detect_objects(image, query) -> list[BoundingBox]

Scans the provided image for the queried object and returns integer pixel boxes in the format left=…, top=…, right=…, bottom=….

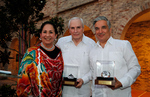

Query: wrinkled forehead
left=70, top=19, right=83, bottom=27
left=95, top=20, right=108, bottom=27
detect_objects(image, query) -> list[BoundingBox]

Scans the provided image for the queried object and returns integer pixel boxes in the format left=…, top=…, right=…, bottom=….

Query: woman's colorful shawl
left=16, top=46, right=64, bottom=97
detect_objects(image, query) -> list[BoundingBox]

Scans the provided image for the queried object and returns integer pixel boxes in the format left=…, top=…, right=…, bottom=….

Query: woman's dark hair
left=39, top=21, right=58, bottom=34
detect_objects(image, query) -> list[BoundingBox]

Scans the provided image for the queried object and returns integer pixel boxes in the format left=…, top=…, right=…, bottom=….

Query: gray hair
left=93, top=16, right=111, bottom=29
left=68, top=17, right=84, bottom=28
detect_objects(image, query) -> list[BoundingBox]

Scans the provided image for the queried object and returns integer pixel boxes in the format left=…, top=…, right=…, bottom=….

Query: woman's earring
left=39, top=38, right=41, bottom=40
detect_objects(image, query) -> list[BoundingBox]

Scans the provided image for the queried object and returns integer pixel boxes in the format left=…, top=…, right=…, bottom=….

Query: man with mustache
left=89, top=16, right=141, bottom=97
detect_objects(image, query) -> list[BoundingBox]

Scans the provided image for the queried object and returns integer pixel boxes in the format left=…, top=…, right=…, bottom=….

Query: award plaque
left=95, top=60, right=115, bottom=86
left=63, top=64, right=79, bottom=86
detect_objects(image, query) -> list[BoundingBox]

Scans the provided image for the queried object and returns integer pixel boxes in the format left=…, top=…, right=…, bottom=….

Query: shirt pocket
left=83, top=51, right=89, bottom=57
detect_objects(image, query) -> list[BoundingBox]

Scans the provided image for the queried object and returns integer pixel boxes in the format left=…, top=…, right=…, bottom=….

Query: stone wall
left=58, top=0, right=95, bottom=12
left=40, top=0, right=150, bottom=39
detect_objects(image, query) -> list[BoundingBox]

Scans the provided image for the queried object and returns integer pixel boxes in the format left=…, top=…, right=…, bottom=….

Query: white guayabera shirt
left=56, top=34, right=95, bottom=97
left=89, top=36, right=141, bottom=97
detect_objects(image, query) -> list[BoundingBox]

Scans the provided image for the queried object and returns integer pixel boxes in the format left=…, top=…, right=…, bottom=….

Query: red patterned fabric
left=17, top=46, right=64, bottom=97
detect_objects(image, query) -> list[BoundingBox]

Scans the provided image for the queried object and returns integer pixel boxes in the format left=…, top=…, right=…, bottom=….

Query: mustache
left=96, top=33, right=105, bottom=36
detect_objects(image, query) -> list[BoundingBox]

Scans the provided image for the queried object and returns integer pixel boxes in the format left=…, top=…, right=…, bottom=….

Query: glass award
left=95, top=60, right=115, bottom=86
left=63, top=64, right=79, bottom=86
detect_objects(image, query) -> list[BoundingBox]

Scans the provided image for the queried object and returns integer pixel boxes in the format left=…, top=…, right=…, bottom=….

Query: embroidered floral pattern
left=17, top=46, right=63, bottom=97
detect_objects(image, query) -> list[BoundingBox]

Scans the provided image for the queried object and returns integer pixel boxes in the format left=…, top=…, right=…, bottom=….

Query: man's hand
left=76, top=78, right=83, bottom=88
left=108, top=77, right=122, bottom=90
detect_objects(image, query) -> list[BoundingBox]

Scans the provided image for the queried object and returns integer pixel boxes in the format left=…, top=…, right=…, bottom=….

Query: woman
left=16, top=21, right=64, bottom=97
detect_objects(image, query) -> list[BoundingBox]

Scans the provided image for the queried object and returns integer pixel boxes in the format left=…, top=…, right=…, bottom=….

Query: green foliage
left=0, top=49, right=14, bottom=67
left=0, top=84, right=17, bottom=97
left=0, top=0, right=47, bottom=66
left=0, top=0, right=46, bottom=48
left=49, top=16, right=64, bottom=36
left=2, top=0, right=46, bottom=25
left=36, top=16, right=64, bottom=38
left=0, top=6, right=14, bottom=48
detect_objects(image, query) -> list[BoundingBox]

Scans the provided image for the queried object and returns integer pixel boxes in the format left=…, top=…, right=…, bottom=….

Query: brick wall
left=40, top=0, right=150, bottom=39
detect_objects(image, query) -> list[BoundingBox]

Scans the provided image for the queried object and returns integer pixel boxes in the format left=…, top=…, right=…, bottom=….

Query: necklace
left=41, top=42, right=55, bottom=51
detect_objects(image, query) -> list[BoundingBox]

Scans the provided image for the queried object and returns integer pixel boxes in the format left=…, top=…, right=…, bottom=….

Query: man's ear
left=82, top=27, right=84, bottom=33
left=110, top=28, right=112, bottom=35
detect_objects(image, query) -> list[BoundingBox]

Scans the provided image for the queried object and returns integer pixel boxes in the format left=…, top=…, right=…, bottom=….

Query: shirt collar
left=67, top=34, right=88, bottom=44
left=107, top=36, right=113, bottom=45
left=96, top=36, right=113, bottom=47
left=82, top=34, right=88, bottom=44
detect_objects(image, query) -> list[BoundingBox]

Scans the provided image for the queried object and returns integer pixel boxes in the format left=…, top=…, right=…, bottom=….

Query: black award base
left=63, top=77, right=78, bottom=86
